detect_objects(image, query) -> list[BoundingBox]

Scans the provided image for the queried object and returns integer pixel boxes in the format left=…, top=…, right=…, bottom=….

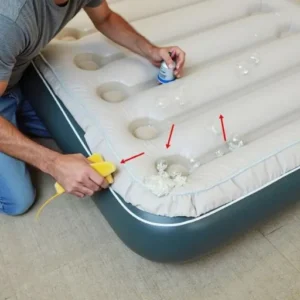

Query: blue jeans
left=0, top=85, right=51, bottom=215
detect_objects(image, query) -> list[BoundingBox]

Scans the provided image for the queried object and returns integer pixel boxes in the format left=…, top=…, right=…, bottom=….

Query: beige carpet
left=1, top=139, right=300, bottom=300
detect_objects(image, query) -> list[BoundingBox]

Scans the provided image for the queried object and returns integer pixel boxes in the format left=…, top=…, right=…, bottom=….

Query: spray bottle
left=157, top=51, right=176, bottom=84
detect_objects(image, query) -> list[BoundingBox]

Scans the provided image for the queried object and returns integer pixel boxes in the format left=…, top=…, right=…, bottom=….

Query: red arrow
left=121, top=152, right=145, bottom=164
left=219, top=114, right=227, bottom=142
left=166, top=124, right=175, bottom=149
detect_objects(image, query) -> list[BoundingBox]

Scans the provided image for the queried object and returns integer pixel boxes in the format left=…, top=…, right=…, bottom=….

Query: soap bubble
left=174, top=85, right=188, bottom=107
left=156, top=159, right=168, bottom=172
left=189, top=157, right=196, bottom=164
left=205, top=120, right=222, bottom=136
left=156, top=96, right=170, bottom=109
left=236, top=62, right=249, bottom=76
left=228, top=134, right=245, bottom=151
left=215, top=149, right=225, bottom=157
left=174, top=94, right=186, bottom=106
left=173, top=175, right=187, bottom=186
left=274, top=11, right=281, bottom=18
left=249, top=52, right=260, bottom=65
left=188, top=157, right=201, bottom=172
left=211, top=125, right=221, bottom=136
left=190, top=158, right=201, bottom=168
left=193, top=161, right=201, bottom=169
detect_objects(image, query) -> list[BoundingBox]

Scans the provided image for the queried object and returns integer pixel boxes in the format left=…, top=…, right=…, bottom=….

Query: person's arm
left=84, top=1, right=185, bottom=77
left=0, top=108, right=106, bottom=197
left=0, top=81, right=7, bottom=95
left=0, top=22, right=107, bottom=198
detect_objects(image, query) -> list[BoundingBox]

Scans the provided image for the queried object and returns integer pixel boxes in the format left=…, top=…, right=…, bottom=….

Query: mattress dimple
left=35, top=0, right=300, bottom=217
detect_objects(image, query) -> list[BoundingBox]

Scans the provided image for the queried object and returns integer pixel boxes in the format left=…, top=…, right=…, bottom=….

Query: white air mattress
left=34, top=0, right=300, bottom=217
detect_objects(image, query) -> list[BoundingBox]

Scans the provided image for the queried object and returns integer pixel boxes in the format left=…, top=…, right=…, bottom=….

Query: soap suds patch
left=144, top=160, right=187, bottom=197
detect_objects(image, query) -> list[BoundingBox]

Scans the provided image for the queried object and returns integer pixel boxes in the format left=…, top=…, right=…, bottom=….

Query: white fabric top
left=34, top=0, right=300, bottom=217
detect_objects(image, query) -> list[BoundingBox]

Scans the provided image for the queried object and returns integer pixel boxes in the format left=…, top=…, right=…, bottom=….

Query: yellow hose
left=35, top=192, right=63, bottom=221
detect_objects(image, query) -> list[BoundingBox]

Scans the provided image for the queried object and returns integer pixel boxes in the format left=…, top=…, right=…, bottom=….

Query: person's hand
left=49, top=153, right=108, bottom=198
left=148, top=46, right=186, bottom=78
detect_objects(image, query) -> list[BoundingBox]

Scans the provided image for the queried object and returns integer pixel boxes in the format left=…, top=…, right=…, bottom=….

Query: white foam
left=144, top=160, right=188, bottom=197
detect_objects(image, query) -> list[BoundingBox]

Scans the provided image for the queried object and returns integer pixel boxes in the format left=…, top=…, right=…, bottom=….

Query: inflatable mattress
left=21, top=0, right=300, bottom=262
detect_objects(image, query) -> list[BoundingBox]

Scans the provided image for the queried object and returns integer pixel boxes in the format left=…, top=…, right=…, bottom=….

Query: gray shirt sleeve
left=86, top=0, right=103, bottom=8
left=0, top=17, right=25, bottom=82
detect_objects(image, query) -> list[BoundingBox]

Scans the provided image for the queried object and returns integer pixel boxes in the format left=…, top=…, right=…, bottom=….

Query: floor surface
left=1, top=139, right=300, bottom=300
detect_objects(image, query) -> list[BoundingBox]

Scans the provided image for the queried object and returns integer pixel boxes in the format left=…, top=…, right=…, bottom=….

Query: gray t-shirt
left=0, top=0, right=102, bottom=91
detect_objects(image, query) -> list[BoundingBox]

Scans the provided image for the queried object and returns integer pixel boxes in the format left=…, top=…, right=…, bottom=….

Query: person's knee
left=11, top=187, right=35, bottom=216
left=0, top=182, right=35, bottom=216
left=0, top=150, right=35, bottom=216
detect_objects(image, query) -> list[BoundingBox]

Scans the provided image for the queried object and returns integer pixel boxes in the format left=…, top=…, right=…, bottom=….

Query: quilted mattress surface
left=34, top=0, right=300, bottom=217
